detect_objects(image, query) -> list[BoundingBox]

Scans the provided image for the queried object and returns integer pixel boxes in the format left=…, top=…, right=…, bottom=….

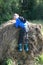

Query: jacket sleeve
left=13, top=18, right=25, bottom=29
left=17, top=19, right=25, bottom=29
left=13, top=19, right=19, bottom=28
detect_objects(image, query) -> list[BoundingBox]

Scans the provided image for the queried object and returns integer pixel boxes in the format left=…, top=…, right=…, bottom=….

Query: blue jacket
left=14, top=18, right=25, bottom=29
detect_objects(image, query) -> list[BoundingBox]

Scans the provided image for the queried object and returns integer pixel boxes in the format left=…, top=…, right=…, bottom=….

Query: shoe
left=18, top=44, right=22, bottom=52
left=24, top=43, right=29, bottom=52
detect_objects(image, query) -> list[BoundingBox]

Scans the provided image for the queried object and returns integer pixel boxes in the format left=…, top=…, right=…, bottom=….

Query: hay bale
left=0, top=20, right=43, bottom=65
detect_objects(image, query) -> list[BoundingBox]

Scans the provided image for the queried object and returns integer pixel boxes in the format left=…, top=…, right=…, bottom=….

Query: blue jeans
left=18, top=28, right=29, bottom=44
left=18, top=29, right=25, bottom=44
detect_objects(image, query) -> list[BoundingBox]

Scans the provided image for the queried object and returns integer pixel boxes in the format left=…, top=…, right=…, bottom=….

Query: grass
left=34, top=54, right=43, bottom=65
left=1, top=58, right=13, bottom=65
left=31, top=20, right=43, bottom=24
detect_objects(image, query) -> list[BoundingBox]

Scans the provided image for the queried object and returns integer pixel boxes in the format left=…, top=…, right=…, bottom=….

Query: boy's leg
left=24, top=32, right=29, bottom=52
left=18, top=29, right=25, bottom=51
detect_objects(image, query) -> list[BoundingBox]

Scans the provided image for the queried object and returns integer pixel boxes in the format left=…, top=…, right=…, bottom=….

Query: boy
left=13, top=13, right=29, bottom=52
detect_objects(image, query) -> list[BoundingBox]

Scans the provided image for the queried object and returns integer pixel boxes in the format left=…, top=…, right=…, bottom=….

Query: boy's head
left=13, top=13, right=19, bottom=20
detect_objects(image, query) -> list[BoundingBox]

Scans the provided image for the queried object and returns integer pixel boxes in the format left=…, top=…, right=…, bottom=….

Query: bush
left=1, top=58, right=13, bottom=65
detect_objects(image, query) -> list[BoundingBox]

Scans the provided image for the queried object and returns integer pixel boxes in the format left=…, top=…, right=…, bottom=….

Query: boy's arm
left=10, top=18, right=25, bottom=30
left=15, top=18, right=25, bottom=29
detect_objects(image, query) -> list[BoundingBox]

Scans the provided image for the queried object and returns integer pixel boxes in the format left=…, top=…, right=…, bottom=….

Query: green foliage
left=0, top=0, right=43, bottom=24
left=0, top=0, right=20, bottom=24
left=35, top=54, right=43, bottom=64
left=33, top=4, right=43, bottom=20
left=20, top=0, right=36, bottom=20
left=1, top=58, right=13, bottom=65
